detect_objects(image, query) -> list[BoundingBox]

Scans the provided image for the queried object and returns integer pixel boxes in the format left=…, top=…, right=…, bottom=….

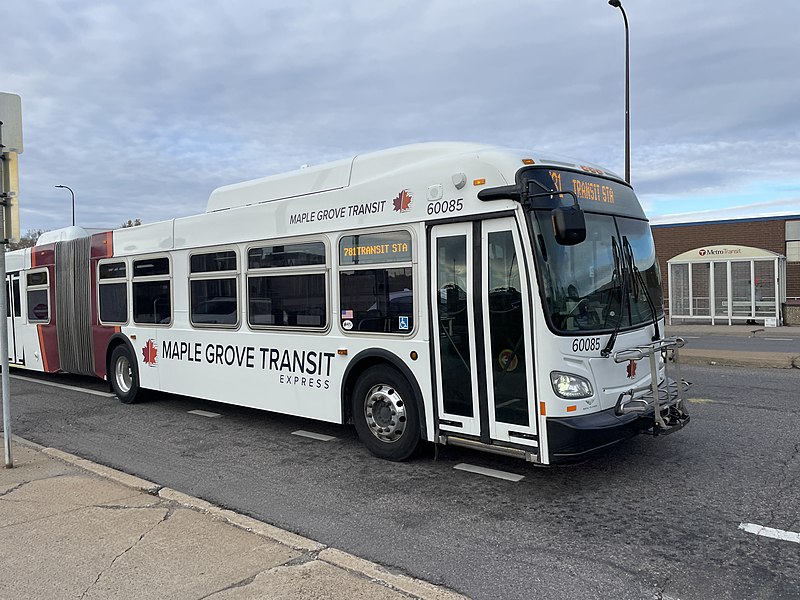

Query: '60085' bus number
left=427, top=199, right=463, bottom=215
left=572, top=337, right=601, bottom=352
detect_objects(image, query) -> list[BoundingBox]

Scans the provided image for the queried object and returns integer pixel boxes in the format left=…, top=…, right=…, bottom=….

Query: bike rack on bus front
left=612, top=337, right=691, bottom=435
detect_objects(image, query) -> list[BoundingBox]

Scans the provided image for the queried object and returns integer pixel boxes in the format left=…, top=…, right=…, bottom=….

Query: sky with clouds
left=3, top=0, right=799, bottom=233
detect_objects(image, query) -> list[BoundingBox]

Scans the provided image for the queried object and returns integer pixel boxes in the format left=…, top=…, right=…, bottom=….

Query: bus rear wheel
left=352, top=365, right=420, bottom=461
left=110, top=345, right=142, bottom=404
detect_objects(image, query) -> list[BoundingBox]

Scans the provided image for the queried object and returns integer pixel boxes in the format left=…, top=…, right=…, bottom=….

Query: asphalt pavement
left=0, top=325, right=800, bottom=600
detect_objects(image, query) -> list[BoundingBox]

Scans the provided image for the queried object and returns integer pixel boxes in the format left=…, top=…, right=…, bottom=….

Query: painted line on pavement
left=188, top=409, right=222, bottom=418
left=688, top=398, right=721, bottom=404
left=9, top=374, right=116, bottom=397
left=292, top=430, right=337, bottom=442
left=739, top=522, right=800, bottom=544
left=681, top=336, right=702, bottom=339
left=454, top=463, right=524, bottom=482
left=763, top=338, right=793, bottom=341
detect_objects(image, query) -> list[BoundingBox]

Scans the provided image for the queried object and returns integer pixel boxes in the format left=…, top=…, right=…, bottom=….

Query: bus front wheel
left=352, top=365, right=420, bottom=461
left=110, top=345, right=142, bottom=404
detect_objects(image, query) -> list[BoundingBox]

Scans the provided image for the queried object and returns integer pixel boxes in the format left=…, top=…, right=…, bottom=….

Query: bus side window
left=132, top=257, right=172, bottom=325
left=338, top=231, right=414, bottom=334
left=189, top=249, right=239, bottom=328
left=98, top=261, right=128, bottom=325
left=246, top=241, right=327, bottom=329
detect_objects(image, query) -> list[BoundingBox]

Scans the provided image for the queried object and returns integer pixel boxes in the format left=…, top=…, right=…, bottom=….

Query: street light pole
left=55, top=184, right=75, bottom=226
left=608, top=0, right=630, bottom=183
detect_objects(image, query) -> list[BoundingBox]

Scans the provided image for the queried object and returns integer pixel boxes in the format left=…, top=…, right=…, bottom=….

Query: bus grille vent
left=55, top=237, right=95, bottom=376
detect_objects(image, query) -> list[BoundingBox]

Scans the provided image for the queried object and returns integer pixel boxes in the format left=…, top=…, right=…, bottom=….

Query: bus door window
left=12, top=276, right=21, bottom=317
left=486, top=231, right=528, bottom=426
left=436, top=235, right=473, bottom=417
left=132, top=257, right=172, bottom=325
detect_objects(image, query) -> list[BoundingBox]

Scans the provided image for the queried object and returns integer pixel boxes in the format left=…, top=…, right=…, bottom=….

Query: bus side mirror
left=551, top=205, right=586, bottom=245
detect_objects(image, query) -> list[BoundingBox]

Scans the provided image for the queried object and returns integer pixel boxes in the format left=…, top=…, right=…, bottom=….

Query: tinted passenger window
left=338, top=231, right=414, bottom=334
left=99, top=261, right=128, bottom=324
left=190, top=250, right=238, bottom=327
left=247, top=241, right=327, bottom=329
left=132, top=257, right=171, bottom=325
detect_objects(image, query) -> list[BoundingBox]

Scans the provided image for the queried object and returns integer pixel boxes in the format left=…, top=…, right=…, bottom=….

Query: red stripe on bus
left=37, top=325, right=50, bottom=372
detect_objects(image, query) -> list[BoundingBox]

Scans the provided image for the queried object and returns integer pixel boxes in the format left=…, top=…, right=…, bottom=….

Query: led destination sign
left=339, top=231, right=412, bottom=265
left=548, top=170, right=615, bottom=204
left=523, top=168, right=645, bottom=219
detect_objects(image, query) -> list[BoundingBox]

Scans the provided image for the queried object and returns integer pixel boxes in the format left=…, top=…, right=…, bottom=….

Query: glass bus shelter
left=667, top=245, right=787, bottom=325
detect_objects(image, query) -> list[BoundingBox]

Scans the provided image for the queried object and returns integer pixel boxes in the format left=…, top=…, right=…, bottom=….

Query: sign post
left=0, top=91, right=23, bottom=468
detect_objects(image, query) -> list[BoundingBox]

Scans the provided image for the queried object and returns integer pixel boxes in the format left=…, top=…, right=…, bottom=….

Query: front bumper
left=547, top=407, right=659, bottom=463
left=547, top=337, right=691, bottom=464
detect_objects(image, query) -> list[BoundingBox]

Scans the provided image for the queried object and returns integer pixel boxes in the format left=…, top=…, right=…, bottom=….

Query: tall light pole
left=608, top=0, right=630, bottom=183
left=55, top=184, right=75, bottom=226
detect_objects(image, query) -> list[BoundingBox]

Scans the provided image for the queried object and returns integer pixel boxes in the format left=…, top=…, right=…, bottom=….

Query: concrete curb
left=41, top=447, right=162, bottom=494
left=13, top=436, right=466, bottom=600
left=320, top=548, right=469, bottom=600
left=11, top=435, right=47, bottom=451
left=158, top=487, right=325, bottom=553
left=679, top=350, right=800, bottom=369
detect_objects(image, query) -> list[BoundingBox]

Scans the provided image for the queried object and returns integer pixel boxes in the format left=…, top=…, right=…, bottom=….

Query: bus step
left=439, top=435, right=538, bottom=462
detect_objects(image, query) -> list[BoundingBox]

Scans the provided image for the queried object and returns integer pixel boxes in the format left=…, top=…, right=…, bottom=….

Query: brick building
left=651, top=214, right=800, bottom=323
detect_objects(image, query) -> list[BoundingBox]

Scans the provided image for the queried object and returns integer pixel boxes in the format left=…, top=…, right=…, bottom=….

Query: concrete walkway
left=0, top=436, right=466, bottom=600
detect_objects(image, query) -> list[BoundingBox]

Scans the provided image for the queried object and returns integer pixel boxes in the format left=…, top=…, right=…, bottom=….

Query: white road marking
left=763, top=338, right=793, bottom=341
left=454, top=463, right=525, bottom=482
left=681, top=336, right=702, bottom=339
left=739, top=522, right=800, bottom=544
left=9, top=374, right=116, bottom=397
left=188, top=409, right=221, bottom=418
left=291, top=430, right=337, bottom=442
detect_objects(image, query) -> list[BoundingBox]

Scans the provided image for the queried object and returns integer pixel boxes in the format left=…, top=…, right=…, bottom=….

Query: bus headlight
left=550, top=372, right=593, bottom=399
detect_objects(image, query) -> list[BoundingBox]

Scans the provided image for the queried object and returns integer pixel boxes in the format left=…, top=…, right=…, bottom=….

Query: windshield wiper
left=623, top=238, right=661, bottom=342
left=601, top=237, right=628, bottom=357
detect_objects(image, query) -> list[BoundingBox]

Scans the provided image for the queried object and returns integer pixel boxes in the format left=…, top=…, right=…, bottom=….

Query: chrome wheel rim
left=364, top=383, right=406, bottom=443
left=115, top=356, right=132, bottom=394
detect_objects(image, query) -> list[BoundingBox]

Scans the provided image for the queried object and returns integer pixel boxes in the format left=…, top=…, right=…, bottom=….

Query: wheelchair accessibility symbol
left=399, top=316, right=409, bottom=330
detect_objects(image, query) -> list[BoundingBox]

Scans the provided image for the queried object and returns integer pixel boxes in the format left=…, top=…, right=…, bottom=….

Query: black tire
left=109, top=345, right=142, bottom=404
left=351, top=365, right=421, bottom=461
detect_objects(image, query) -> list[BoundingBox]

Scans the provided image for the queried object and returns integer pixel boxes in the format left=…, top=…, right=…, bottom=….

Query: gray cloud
left=3, top=0, right=799, bottom=231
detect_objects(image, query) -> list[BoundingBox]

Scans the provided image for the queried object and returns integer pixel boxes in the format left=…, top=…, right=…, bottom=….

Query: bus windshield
left=529, top=210, right=664, bottom=334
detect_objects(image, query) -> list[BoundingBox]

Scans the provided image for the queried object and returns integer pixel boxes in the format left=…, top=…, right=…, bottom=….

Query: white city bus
left=5, top=142, right=689, bottom=463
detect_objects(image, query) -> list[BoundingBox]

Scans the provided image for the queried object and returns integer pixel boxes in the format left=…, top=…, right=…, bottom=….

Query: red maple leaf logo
left=626, top=359, right=637, bottom=379
left=142, top=339, right=158, bottom=366
left=392, top=189, right=412, bottom=212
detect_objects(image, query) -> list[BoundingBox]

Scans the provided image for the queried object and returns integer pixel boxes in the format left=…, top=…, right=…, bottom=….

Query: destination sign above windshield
left=548, top=170, right=615, bottom=204
left=522, top=168, right=645, bottom=219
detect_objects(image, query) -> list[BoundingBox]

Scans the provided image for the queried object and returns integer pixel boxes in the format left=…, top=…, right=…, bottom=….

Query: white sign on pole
left=0, top=92, right=23, bottom=153
left=2, top=152, right=20, bottom=243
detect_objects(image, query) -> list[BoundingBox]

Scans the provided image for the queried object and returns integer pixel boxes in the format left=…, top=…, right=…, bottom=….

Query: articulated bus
left=5, top=142, right=689, bottom=463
